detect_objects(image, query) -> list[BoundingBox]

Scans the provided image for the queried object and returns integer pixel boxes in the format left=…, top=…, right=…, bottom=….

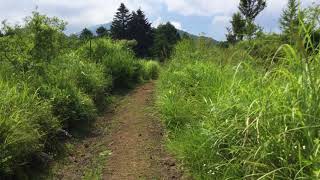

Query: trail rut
left=53, top=82, right=187, bottom=180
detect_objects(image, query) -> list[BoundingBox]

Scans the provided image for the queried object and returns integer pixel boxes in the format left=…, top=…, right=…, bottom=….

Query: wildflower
left=302, top=145, right=306, bottom=150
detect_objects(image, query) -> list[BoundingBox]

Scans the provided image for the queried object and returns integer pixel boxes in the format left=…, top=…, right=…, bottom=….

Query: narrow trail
left=53, top=82, right=187, bottom=180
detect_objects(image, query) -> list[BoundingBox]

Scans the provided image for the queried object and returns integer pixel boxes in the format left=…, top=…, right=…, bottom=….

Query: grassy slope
left=156, top=39, right=320, bottom=179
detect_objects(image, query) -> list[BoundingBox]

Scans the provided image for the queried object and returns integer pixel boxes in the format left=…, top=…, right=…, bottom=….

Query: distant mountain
left=177, top=30, right=219, bottom=44
left=80, top=22, right=219, bottom=44
left=88, top=23, right=112, bottom=35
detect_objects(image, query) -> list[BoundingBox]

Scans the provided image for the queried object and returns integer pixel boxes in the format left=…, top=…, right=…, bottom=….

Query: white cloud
left=0, top=0, right=316, bottom=37
left=152, top=17, right=184, bottom=30
left=0, top=0, right=163, bottom=33
left=152, top=17, right=163, bottom=28
left=170, top=21, right=183, bottom=30
left=161, top=0, right=237, bottom=16
left=161, top=0, right=316, bottom=17
left=212, top=16, right=231, bottom=24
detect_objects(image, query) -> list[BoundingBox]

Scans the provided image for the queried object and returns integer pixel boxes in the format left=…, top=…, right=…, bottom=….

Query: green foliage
left=110, top=3, right=131, bottom=40
left=39, top=54, right=110, bottom=129
left=0, top=12, right=153, bottom=178
left=280, top=0, right=300, bottom=44
left=227, top=0, right=266, bottom=42
left=80, top=28, right=94, bottom=41
left=152, top=22, right=181, bottom=61
left=239, top=0, right=267, bottom=21
left=0, top=81, right=59, bottom=175
left=157, top=36, right=320, bottom=179
left=236, top=33, right=285, bottom=63
left=230, top=12, right=246, bottom=41
left=127, top=9, right=153, bottom=57
left=102, top=47, right=138, bottom=88
left=26, top=11, right=67, bottom=62
left=139, top=60, right=161, bottom=80
left=96, top=26, right=109, bottom=37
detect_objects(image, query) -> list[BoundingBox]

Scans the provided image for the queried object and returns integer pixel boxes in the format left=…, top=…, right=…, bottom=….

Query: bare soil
left=52, top=82, right=188, bottom=180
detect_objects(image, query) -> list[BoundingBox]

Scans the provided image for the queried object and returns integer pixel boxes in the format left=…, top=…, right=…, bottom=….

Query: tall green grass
left=0, top=80, right=59, bottom=175
left=156, top=35, right=320, bottom=179
left=0, top=33, right=160, bottom=177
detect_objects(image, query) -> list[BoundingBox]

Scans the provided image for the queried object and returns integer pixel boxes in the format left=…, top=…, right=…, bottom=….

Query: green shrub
left=140, top=60, right=160, bottom=80
left=236, top=33, right=285, bottom=64
left=38, top=54, right=106, bottom=129
left=0, top=81, right=59, bottom=175
left=52, top=53, right=112, bottom=110
left=78, top=38, right=143, bottom=89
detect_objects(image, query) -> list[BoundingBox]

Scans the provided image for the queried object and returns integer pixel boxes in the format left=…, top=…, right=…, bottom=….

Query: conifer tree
left=230, top=12, right=246, bottom=41
left=226, top=27, right=237, bottom=44
left=96, top=26, right=109, bottom=37
left=279, top=0, right=300, bottom=43
left=110, top=3, right=131, bottom=40
left=80, top=28, right=94, bottom=40
left=239, top=0, right=267, bottom=21
left=238, top=0, right=267, bottom=39
left=127, top=9, right=153, bottom=57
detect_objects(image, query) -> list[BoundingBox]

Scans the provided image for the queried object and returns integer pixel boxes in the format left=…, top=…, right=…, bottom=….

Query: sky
left=0, top=0, right=317, bottom=41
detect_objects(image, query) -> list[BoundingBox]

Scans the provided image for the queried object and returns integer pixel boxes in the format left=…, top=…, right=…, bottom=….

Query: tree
left=279, top=0, right=300, bottom=43
left=127, top=9, right=153, bottom=57
left=110, top=3, right=132, bottom=40
left=152, top=22, right=180, bottom=61
left=226, top=27, right=237, bottom=44
left=96, top=26, right=109, bottom=37
left=230, top=12, right=246, bottom=41
left=80, top=28, right=94, bottom=40
left=239, top=0, right=267, bottom=21
left=26, top=11, right=67, bottom=62
left=238, top=0, right=266, bottom=39
left=0, top=30, right=3, bottom=37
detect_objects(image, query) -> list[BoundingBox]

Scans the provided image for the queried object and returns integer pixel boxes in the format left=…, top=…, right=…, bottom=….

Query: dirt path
left=52, top=82, right=187, bottom=180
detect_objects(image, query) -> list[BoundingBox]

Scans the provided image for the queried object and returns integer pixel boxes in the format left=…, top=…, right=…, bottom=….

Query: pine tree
left=127, top=9, right=153, bottom=57
left=96, top=26, right=109, bottom=37
left=239, top=0, right=267, bottom=21
left=238, top=0, right=266, bottom=40
left=110, top=3, right=132, bottom=40
left=80, top=28, right=94, bottom=40
left=226, top=27, right=237, bottom=44
left=230, top=12, right=246, bottom=41
left=279, top=0, right=300, bottom=43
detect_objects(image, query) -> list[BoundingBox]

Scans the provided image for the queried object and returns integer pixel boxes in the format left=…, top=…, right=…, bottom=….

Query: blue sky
left=0, top=0, right=316, bottom=41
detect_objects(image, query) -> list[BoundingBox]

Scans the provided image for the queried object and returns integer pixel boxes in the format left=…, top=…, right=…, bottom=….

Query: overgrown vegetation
left=0, top=11, right=159, bottom=178
left=156, top=1, right=320, bottom=179
left=81, top=3, right=181, bottom=60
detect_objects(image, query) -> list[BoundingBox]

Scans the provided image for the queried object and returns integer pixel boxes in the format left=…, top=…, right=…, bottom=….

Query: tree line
left=226, top=0, right=320, bottom=46
left=79, top=3, right=181, bottom=60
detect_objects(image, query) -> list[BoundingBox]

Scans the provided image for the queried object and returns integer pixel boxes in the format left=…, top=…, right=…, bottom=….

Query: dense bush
left=0, top=81, right=59, bottom=175
left=236, top=33, right=285, bottom=63
left=156, top=39, right=320, bottom=179
left=0, top=13, right=159, bottom=177
left=77, top=38, right=159, bottom=88
left=140, top=60, right=161, bottom=80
